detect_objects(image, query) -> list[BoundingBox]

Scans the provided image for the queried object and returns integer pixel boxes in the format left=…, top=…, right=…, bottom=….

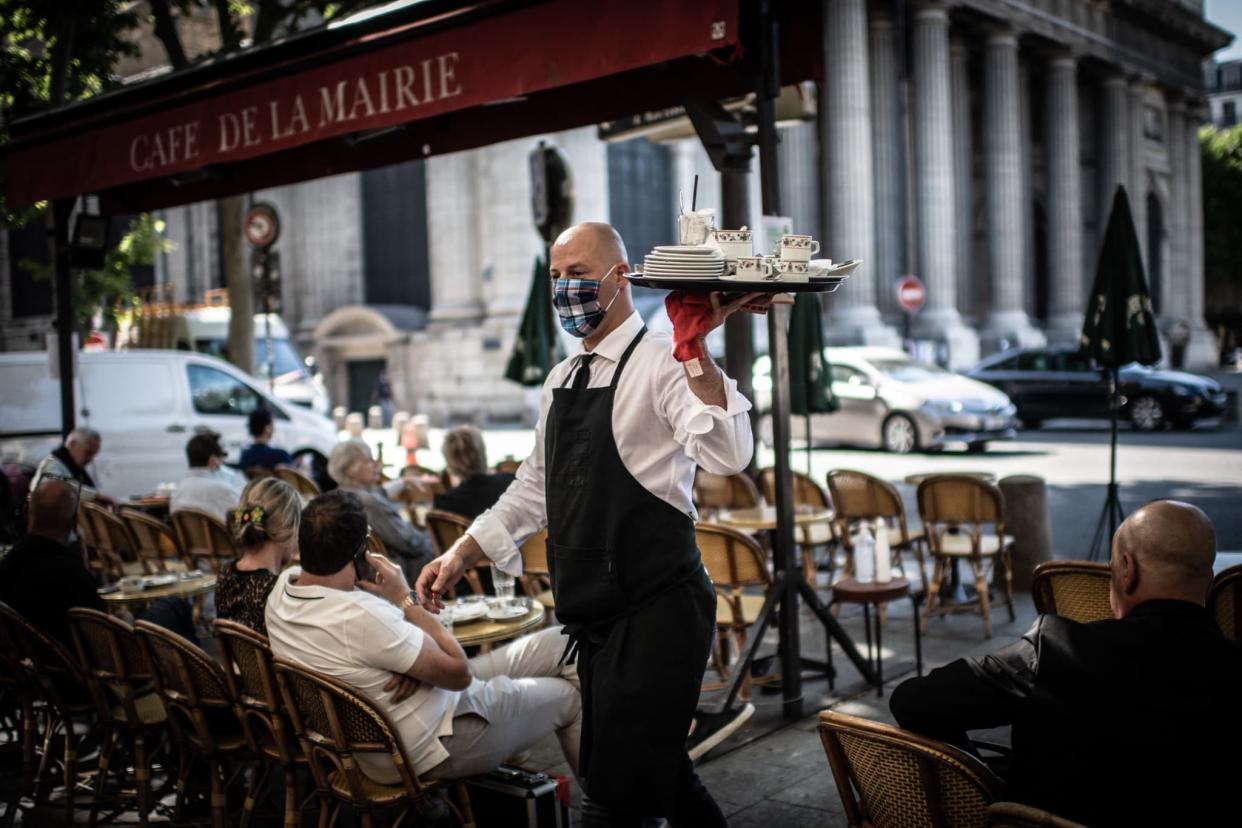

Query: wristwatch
left=399, top=591, right=418, bottom=611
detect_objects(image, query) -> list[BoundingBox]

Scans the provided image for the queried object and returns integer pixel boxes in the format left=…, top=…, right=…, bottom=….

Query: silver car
left=754, top=347, right=1018, bottom=453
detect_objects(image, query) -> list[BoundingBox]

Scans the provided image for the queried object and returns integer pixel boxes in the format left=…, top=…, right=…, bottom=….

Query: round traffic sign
left=896, top=275, right=926, bottom=313
left=244, top=203, right=280, bottom=249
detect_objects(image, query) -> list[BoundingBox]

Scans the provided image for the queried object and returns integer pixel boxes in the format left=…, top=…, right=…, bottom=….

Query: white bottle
left=854, top=523, right=875, bottom=584
left=874, top=518, right=892, bottom=584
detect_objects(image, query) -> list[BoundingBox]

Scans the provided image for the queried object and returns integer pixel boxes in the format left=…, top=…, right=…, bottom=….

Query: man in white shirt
left=417, top=223, right=761, bottom=827
left=170, top=433, right=245, bottom=523
left=266, top=490, right=581, bottom=784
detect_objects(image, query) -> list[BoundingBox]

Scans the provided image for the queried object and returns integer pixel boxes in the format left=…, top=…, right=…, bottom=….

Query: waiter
left=417, top=222, right=760, bottom=826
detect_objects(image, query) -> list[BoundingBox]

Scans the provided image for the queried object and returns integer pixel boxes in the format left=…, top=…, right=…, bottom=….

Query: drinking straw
left=691, top=174, right=699, bottom=211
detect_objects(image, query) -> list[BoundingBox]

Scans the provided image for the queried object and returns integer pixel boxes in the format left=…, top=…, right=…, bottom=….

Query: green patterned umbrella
left=1079, top=185, right=1162, bottom=367
left=504, top=255, right=564, bottom=386
left=787, top=293, right=837, bottom=471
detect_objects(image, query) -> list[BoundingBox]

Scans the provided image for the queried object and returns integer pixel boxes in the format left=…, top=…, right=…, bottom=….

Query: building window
left=1224, top=100, right=1238, bottom=128
left=607, top=138, right=674, bottom=315
left=360, top=160, right=431, bottom=309
left=6, top=216, right=53, bottom=318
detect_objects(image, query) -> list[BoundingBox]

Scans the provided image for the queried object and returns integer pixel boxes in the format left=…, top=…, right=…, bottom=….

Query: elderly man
left=170, top=432, right=244, bottom=523
left=328, top=439, right=435, bottom=580
left=31, top=427, right=114, bottom=507
left=890, top=500, right=1242, bottom=826
left=417, top=222, right=764, bottom=827
left=266, top=490, right=581, bottom=783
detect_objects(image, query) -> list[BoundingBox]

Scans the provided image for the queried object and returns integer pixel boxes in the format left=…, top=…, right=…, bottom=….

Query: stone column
left=1019, top=59, right=1036, bottom=318
left=1098, top=72, right=1130, bottom=232
left=1045, top=51, right=1085, bottom=342
left=870, top=7, right=904, bottom=319
left=823, top=0, right=897, bottom=345
left=1164, top=99, right=1189, bottom=325
left=426, top=150, right=485, bottom=323
left=477, top=139, right=543, bottom=319
left=981, top=27, right=1044, bottom=351
left=950, top=35, right=974, bottom=320
left=1129, top=76, right=1151, bottom=272
left=910, top=1, right=978, bottom=367
left=1182, top=104, right=1218, bottom=367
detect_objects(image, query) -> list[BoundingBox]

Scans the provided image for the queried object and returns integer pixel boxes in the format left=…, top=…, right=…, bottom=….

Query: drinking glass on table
left=491, top=564, right=516, bottom=604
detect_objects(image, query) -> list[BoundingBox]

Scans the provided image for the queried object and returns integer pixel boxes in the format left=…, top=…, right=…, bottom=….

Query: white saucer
left=485, top=603, right=529, bottom=621
left=449, top=601, right=487, bottom=623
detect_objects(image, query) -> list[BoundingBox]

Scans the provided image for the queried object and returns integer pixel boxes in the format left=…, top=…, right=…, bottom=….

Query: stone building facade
left=0, top=0, right=1231, bottom=425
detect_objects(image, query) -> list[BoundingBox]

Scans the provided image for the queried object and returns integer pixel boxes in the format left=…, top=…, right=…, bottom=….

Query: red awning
left=4, top=0, right=742, bottom=210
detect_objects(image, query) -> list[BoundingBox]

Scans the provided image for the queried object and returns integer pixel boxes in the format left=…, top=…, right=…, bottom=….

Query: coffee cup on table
left=709, top=229, right=753, bottom=262
left=778, top=234, right=820, bottom=263
left=732, top=255, right=775, bottom=280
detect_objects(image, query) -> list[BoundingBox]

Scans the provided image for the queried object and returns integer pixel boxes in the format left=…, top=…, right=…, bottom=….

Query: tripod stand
left=1088, top=366, right=1125, bottom=561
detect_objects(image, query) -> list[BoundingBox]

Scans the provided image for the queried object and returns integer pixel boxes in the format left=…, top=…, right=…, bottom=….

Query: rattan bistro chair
left=274, top=466, right=321, bottom=498
left=917, top=475, right=1015, bottom=638
left=827, top=469, right=927, bottom=590
left=756, top=467, right=840, bottom=585
left=818, top=710, right=1002, bottom=828
left=134, top=621, right=249, bottom=828
left=425, top=510, right=488, bottom=596
left=0, top=605, right=40, bottom=824
left=518, top=528, right=555, bottom=613
left=67, top=609, right=168, bottom=827
left=273, top=659, right=476, bottom=828
left=215, top=620, right=310, bottom=828
left=697, top=523, right=772, bottom=700
left=1031, top=561, right=1113, bottom=623
left=170, top=508, right=240, bottom=574
left=121, top=508, right=187, bottom=574
left=692, top=469, right=762, bottom=512
left=987, top=801, right=1090, bottom=828
left=82, top=501, right=149, bottom=577
left=1209, top=564, right=1242, bottom=642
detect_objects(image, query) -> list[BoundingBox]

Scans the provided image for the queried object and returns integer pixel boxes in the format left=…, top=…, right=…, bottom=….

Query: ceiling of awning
left=3, top=0, right=831, bottom=213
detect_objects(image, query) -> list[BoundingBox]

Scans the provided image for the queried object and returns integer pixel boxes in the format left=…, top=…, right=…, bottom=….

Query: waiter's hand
left=416, top=534, right=484, bottom=611
left=707, top=291, right=766, bottom=329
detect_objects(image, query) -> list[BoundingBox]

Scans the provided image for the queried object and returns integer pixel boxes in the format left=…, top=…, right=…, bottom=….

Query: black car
left=968, top=348, right=1227, bottom=431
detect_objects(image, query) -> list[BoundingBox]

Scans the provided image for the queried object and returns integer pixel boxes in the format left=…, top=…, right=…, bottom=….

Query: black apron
left=545, top=327, right=716, bottom=815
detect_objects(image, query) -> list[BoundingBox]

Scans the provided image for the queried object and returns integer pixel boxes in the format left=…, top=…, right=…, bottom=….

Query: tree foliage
left=1200, top=124, right=1242, bottom=320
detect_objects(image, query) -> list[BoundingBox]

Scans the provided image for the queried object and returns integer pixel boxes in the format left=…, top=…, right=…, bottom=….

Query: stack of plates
left=641, top=245, right=726, bottom=279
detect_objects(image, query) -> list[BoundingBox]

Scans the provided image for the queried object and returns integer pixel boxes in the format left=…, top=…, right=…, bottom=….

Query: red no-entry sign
left=244, top=203, right=280, bottom=249
left=896, top=275, right=926, bottom=313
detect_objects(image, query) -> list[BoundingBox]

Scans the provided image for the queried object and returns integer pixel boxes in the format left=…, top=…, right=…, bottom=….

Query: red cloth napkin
left=665, top=291, right=713, bottom=362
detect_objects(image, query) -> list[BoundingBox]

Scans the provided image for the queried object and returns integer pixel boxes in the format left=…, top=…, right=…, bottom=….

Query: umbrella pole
left=1088, top=366, right=1125, bottom=560
left=806, top=413, right=812, bottom=475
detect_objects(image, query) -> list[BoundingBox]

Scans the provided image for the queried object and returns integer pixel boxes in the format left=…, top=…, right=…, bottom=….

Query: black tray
left=627, top=274, right=848, bottom=293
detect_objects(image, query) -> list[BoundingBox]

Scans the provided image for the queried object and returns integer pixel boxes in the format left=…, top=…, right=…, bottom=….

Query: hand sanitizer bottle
left=854, top=522, right=875, bottom=584
left=874, top=518, right=892, bottom=583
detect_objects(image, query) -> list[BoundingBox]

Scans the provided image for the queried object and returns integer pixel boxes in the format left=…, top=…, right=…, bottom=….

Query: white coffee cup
left=775, top=260, right=811, bottom=282
left=733, top=256, right=775, bottom=280
left=710, top=229, right=753, bottom=261
left=779, top=234, right=820, bottom=263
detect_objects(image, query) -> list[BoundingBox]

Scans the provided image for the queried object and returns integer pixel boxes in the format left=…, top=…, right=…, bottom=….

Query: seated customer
left=432, top=425, right=515, bottom=521
left=239, top=408, right=294, bottom=471
left=31, top=427, right=115, bottom=508
left=890, top=500, right=1242, bottom=827
left=215, top=478, right=299, bottom=636
left=328, top=440, right=435, bottom=580
left=0, top=478, right=197, bottom=645
left=170, top=432, right=245, bottom=523
left=266, top=491, right=581, bottom=783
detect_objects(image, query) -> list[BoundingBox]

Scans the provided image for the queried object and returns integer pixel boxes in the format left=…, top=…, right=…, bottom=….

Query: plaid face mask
left=553, top=265, right=619, bottom=338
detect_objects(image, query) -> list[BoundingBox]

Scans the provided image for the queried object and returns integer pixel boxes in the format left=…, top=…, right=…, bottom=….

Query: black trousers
left=579, top=759, right=727, bottom=828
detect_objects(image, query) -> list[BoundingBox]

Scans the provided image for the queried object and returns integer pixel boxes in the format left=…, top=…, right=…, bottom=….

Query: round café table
left=902, top=471, right=998, bottom=486
left=710, top=505, right=835, bottom=532
left=100, top=573, right=217, bottom=608
left=830, top=576, right=922, bottom=696
left=450, top=598, right=546, bottom=648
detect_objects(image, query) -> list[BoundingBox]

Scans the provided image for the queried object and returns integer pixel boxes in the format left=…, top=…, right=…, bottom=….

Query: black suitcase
left=464, top=766, right=572, bottom=827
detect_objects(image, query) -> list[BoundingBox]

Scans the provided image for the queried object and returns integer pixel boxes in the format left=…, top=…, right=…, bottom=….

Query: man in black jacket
left=890, top=500, right=1242, bottom=827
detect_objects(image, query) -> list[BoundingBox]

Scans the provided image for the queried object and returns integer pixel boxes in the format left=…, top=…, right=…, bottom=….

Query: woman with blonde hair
left=432, top=425, right=515, bottom=520
left=215, top=477, right=300, bottom=635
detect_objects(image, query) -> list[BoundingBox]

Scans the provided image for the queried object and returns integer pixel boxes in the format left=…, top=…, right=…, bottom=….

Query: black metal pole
left=53, top=198, right=75, bottom=438
left=721, top=169, right=758, bottom=475
left=1108, top=365, right=1120, bottom=540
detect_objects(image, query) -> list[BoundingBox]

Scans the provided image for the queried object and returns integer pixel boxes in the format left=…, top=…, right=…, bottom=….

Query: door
left=184, top=362, right=273, bottom=463
left=80, top=358, right=186, bottom=498
left=347, top=359, right=386, bottom=416
left=823, top=364, right=882, bottom=446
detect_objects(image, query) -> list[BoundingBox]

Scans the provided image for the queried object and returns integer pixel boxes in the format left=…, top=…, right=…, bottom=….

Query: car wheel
left=881, top=414, right=919, bottom=454
left=1128, top=395, right=1165, bottom=431
left=967, top=441, right=988, bottom=453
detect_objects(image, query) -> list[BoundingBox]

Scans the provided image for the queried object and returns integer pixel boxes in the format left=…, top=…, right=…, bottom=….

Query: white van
left=0, top=350, right=339, bottom=499
left=129, top=303, right=331, bottom=416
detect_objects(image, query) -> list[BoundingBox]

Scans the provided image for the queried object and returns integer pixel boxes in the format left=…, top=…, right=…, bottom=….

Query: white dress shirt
left=468, top=310, right=754, bottom=575
left=170, top=467, right=244, bottom=524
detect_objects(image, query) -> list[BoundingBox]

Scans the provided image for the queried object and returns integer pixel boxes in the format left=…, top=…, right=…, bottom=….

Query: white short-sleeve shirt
left=264, top=568, right=458, bottom=778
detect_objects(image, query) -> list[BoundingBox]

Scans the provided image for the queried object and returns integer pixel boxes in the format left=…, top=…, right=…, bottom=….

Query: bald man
left=0, top=478, right=104, bottom=646
left=890, top=500, right=1242, bottom=826
left=417, top=222, right=762, bottom=826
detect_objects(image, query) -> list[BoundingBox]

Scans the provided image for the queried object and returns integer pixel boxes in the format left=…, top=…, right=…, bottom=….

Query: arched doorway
left=1147, top=191, right=1164, bottom=315
left=312, top=305, right=426, bottom=416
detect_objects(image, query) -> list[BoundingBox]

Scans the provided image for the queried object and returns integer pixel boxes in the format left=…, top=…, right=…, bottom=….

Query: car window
left=187, top=364, right=264, bottom=417
left=1058, top=351, right=1094, bottom=372
left=831, top=365, right=868, bottom=384
left=1016, top=352, right=1049, bottom=371
left=869, top=358, right=947, bottom=382
left=988, top=355, right=1018, bottom=370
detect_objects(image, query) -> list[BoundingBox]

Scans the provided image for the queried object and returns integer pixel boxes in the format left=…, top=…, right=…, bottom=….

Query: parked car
left=0, top=350, right=340, bottom=498
left=753, top=347, right=1018, bottom=453
left=967, top=347, right=1228, bottom=431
